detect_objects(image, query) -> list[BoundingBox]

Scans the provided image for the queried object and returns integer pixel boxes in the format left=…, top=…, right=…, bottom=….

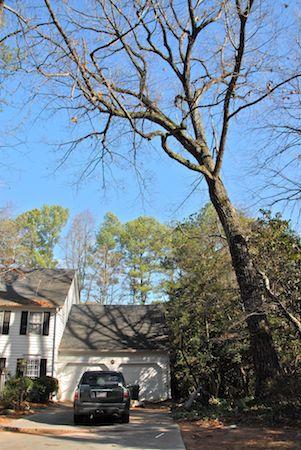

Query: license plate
left=95, top=391, right=107, bottom=398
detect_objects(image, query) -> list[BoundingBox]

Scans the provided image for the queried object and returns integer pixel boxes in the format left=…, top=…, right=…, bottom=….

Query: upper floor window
left=20, top=311, right=51, bottom=336
left=0, top=311, right=11, bottom=335
left=29, top=312, right=43, bottom=334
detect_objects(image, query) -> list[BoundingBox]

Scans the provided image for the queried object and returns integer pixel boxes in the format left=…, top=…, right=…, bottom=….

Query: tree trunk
left=207, top=177, right=280, bottom=395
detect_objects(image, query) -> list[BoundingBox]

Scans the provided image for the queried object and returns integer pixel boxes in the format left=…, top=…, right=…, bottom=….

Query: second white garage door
left=118, top=363, right=163, bottom=400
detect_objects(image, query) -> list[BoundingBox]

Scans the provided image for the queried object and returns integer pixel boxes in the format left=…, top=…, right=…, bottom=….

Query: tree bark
left=207, top=177, right=280, bottom=395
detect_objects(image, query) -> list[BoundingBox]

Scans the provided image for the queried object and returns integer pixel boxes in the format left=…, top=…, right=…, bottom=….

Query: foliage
left=249, top=211, right=301, bottom=369
left=3, top=375, right=58, bottom=407
left=94, top=213, right=172, bottom=303
left=91, top=212, right=125, bottom=303
left=166, top=204, right=252, bottom=401
left=4, top=0, right=300, bottom=390
left=15, top=204, right=69, bottom=268
left=3, top=376, right=33, bottom=408
left=29, top=376, right=58, bottom=403
left=120, top=216, right=172, bottom=304
left=166, top=206, right=301, bottom=403
left=172, top=395, right=301, bottom=427
left=0, top=217, right=21, bottom=266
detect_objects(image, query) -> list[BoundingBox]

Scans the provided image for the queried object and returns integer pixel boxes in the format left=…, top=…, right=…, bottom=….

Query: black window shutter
left=40, top=359, right=47, bottom=377
left=2, top=311, right=11, bottom=335
left=0, top=358, right=6, bottom=370
left=16, top=359, right=24, bottom=377
left=20, top=311, right=28, bottom=335
left=42, top=312, right=50, bottom=336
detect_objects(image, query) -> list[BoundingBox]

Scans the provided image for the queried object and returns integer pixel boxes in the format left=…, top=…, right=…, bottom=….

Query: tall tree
left=93, top=212, right=124, bottom=304
left=16, top=204, right=69, bottom=268
left=249, top=211, right=301, bottom=338
left=94, top=213, right=171, bottom=304
left=120, top=216, right=171, bottom=304
left=4, top=0, right=300, bottom=392
left=167, top=206, right=301, bottom=400
left=0, top=206, right=21, bottom=267
left=167, top=204, right=249, bottom=400
left=63, top=210, right=95, bottom=299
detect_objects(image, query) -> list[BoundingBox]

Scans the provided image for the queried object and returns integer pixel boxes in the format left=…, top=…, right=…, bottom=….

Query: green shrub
left=259, top=372, right=301, bottom=405
left=29, top=376, right=58, bottom=403
left=3, top=376, right=33, bottom=408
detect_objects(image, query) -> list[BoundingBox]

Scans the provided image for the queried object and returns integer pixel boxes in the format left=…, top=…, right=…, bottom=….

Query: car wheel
left=74, top=414, right=84, bottom=425
left=121, top=413, right=130, bottom=423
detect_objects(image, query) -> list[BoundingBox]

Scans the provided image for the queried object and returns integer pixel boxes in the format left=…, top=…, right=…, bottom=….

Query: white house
left=0, top=268, right=79, bottom=379
left=0, top=269, right=171, bottom=401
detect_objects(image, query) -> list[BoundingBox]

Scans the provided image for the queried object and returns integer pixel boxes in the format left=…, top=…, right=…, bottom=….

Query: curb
left=0, top=425, right=88, bottom=435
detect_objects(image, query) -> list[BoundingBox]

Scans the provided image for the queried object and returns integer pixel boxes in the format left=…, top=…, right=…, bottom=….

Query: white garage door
left=119, top=363, right=163, bottom=401
left=60, top=363, right=108, bottom=401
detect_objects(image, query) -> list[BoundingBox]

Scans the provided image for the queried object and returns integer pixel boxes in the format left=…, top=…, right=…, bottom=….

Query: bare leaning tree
left=2, top=0, right=300, bottom=394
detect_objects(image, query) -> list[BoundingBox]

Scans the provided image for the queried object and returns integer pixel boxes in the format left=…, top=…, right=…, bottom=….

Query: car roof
left=82, top=371, right=122, bottom=375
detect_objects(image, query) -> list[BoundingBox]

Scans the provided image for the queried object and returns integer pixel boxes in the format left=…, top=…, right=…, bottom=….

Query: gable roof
left=59, top=304, right=170, bottom=352
left=0, top=268, right=75, bottom=308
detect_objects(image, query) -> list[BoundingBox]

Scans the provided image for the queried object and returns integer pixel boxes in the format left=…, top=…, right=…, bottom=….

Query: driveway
left=0, top=404, right=186, bottom=450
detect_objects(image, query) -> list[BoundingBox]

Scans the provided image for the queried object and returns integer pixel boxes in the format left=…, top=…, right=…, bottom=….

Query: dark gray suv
left=73, top=370, right=130, bottom=424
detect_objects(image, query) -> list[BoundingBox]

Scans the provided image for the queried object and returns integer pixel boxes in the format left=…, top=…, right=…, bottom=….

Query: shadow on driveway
left=1, top=404, right=186, bottom=449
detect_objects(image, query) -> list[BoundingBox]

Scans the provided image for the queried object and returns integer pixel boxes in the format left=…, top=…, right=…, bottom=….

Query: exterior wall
left=0, top=308, right=56, bottom=377
left=52, top=276, right=80, bottom=377
left=0, top=274, right=79, bottom=379
left=57, top=351, right=171, bottom=402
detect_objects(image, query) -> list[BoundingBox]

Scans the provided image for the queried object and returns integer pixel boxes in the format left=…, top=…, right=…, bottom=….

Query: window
left=29, top=312, right=43, bottom=334
left=0, top=311, right=11, bottom=335
left=16, top=358, right=47, bottom=378
left=25, top=359, right=40, bottom=378
left=20, top=311, right=50, bottom=336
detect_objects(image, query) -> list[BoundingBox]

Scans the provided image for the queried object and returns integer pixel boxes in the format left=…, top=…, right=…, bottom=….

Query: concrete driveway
left=0, top=404, right=186, bottom=450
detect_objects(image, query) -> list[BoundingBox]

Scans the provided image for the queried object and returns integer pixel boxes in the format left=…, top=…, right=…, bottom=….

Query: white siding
left=56, top=351, right=171, bottom=402
left=51, top=276, right=80, bottom=378
left=0, top=273, right=79, bottom=379
left=0, top=309, right=56, bottom=376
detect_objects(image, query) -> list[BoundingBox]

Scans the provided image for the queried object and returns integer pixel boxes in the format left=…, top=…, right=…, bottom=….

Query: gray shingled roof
left=0, top=268, right=75, bottom=308
left=59, top=304, right=170, bottom=352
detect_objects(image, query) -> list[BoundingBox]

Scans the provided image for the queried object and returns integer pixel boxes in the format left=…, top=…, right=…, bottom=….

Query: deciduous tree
left=3, top=0, right=300, bottom=393
left=63, top=210, right=95, bottom=299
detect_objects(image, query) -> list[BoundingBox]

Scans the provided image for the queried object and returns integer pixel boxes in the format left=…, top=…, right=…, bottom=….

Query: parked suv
left=73, top=370, right=130, bottom=424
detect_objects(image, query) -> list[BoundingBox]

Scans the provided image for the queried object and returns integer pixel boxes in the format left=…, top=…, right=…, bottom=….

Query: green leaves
left=0, top=204, right=69, bottom=268
left=95, top=213, right=172, bottom=304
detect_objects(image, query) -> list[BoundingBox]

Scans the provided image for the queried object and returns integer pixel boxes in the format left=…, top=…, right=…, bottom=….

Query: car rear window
left=81, top=372, right=124, bottom=386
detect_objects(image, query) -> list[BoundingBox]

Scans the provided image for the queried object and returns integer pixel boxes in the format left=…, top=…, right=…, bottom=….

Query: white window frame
left=24, top=359, right=40, bottom=378
left=28, top=312, right=43, bottom=335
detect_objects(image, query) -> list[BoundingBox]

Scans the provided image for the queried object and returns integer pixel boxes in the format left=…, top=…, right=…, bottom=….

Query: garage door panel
left=60, top=363, right=108, bottom=401
left=119, top=363, right=162, bottom=401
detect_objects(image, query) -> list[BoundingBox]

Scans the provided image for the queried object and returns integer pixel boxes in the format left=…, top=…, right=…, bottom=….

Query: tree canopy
left=1, top=0, right=301, bottom=395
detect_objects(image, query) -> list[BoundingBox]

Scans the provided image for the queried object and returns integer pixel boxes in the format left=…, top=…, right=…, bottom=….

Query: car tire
left=121, top=413, right=130, bottom=423
left=74, top=414, right=84, bottom=425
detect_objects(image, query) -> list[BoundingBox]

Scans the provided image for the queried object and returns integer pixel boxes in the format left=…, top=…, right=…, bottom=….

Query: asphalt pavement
left=0, top=404, right=186, bottom=450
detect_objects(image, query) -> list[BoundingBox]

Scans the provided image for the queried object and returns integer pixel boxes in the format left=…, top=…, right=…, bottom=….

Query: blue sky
left=0, top=89, right=299, bottom=233
left=0, top=2, right=300, bottom=234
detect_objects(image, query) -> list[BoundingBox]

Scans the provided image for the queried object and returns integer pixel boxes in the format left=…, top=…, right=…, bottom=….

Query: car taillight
left=74, top=390, right=79, bottom=401
left=123, top=389, right=129, bottom=401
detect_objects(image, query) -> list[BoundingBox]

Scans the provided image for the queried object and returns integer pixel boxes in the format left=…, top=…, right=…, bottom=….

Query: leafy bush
left=3, top=376, right=33, bottom=408
left=29, top=376, right=58, bottom=403
left=259, top=372, right=301, bottom=405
